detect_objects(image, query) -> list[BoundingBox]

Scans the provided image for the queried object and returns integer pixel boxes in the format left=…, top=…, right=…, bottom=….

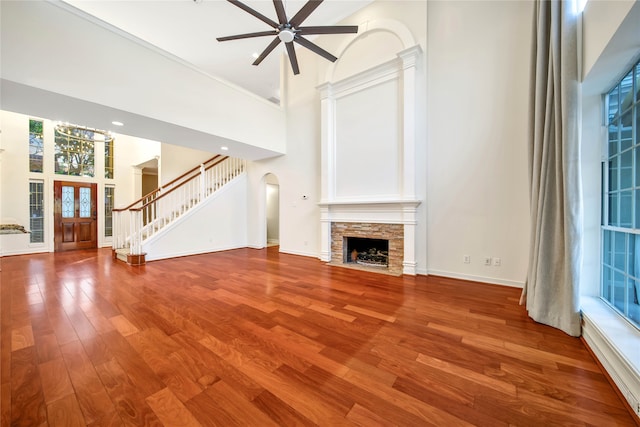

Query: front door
left=54, top=181, right=98, bottom=251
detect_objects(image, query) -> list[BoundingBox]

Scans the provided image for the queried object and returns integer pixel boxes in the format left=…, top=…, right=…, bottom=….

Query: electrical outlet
left=463, top=255, right=471, bottom=264
left=493, top=257, right=501, bottom=267
left=483, top=257, right=492, bottom=266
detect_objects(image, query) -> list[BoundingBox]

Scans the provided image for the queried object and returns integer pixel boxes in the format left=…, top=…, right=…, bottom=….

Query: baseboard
left=581, top=297, right=640, bottom=420
left=279, top=248, right=318, bottom=258
left=426, top=269, right=524, bottom=288
left=416, top=267, right=428, bottom=276
left=0, top=247, right=50, bottom=257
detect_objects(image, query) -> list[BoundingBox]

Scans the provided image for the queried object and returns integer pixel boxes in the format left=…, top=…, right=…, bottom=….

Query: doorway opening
left=265, top=174, right=280, bottom=247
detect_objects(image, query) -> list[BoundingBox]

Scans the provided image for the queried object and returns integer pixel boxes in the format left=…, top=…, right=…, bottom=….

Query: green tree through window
left=29, top=119, right=44, bottom=173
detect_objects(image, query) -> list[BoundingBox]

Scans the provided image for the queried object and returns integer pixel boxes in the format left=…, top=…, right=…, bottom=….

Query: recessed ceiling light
left=221, top=146, right=229, bottom=151
left=111, top=121, right=124, bottom=126
left=251, top=52, right=259, bottom=59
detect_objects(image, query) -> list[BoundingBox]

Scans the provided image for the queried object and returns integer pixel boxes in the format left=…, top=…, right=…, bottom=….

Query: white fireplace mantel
left=317, top=45, right=423, bottom=275
left=318, top=199, right=421, bottom=224
left=319, top=199, right=421, bottom=275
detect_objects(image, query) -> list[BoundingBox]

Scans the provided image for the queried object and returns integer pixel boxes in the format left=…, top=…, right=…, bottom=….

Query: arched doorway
left=265, top=173, right=280, bottom=247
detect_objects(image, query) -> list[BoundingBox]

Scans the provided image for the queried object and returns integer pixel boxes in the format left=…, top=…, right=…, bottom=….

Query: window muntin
left=602, top=59, right=640, bottom=329
left=105, top=186, right=114, bottom=237
left=29, top=119, right=43, bottom=173
left=29, top=181, right=44, bottom=243
left=105, top=138, right=114, bottom=179
left=54, top=125, right=96, bottom=177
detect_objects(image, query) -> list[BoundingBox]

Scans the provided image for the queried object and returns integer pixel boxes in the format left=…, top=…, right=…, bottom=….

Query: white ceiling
left=63, top=0, right=372, bottom=102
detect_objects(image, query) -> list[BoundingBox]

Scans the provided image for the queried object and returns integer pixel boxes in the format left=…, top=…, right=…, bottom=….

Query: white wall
left=246, top=57, right=321, bottom=256
left=426, top=0, right=533, bottom=286
left=0, top=110, right=160, bottom=256
left=334, top=78, right=401, bottom=200
left=143, top=174, right=248, bottom=261
left=159, top=143, right=214, bottom=186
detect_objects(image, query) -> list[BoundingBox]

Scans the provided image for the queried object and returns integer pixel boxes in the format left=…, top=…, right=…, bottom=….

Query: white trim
left=319, top=57, right=402, bottom=99
left=581, top=296, right=640, bottom=419
left=325, top=18, right=417, bottom=84
left=279, top=248, right=317, bottom=258
left=427, top=269, right=525, bottom=288
left=0, top=244, right=50, bottom=257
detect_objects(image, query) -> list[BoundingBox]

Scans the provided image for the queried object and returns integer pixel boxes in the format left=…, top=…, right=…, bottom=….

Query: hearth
left=344, top=237, right=389, bottom=268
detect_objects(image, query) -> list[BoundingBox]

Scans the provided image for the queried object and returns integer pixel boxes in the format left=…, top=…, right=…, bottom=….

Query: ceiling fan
left=216, top=0, right=358, bottom=75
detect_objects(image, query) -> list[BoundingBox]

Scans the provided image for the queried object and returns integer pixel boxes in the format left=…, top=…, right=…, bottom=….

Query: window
left=602, top=59, right=640, bottom=329
left=29, top=119, right=43, bottom=173
left=105, top=186, right=114, bottom=237
left=105, top=138, right=114, bottom=179
left=29, top=181, right=44, bottom=243
left=54, top=124, right=96, bottom=177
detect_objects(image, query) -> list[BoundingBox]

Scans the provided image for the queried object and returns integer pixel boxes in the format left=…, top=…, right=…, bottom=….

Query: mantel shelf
left=318, top=199, right=421, bottom=207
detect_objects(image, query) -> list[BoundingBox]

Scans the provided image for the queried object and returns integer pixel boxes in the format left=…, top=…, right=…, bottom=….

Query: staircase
left=112, top=155, right=246, bottom=265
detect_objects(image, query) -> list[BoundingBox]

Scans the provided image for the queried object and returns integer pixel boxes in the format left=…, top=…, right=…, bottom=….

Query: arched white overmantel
left=325, top=19, right=417, bottom=83
left=317, top=19, right=422, bottom=275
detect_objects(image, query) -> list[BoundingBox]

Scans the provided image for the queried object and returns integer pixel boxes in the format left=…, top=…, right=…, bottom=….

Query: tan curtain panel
left=520, top=0, right=582, bottom=337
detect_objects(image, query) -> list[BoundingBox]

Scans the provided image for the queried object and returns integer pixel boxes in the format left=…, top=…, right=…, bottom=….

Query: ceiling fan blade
left=273, top=0, right=288, bottom=25
left=227, top=0, right=279, bottom=28
left=298, top=25, right=359, bottom=35
left=253, top=37, right=282, bottom=66
left=285, top=42, right=300, bottom=75
left=294, top=35, right=337, bottom=62
left=217, top=30, right=277, bottom=42
left=290, top=0, right=323, bottom=27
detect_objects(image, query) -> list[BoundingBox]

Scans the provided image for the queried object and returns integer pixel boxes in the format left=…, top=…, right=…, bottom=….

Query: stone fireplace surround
left=331, top=222, right=403, bottom=275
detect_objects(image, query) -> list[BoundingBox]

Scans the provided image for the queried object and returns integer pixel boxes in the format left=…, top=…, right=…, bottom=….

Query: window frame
left=104, top=185, right=115, bottom=238
left=29, top=180, right=45, bottom=244
left=105, top=137, right=115, bottom=179
left=29, top=119, right=44, bottom=173
left=601, top=58, right=640, bottom=330
left=54, top=124, right=97, bottom=177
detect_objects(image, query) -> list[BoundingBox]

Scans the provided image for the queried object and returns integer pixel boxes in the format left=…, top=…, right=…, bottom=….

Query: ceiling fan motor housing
left=278, top=28, right=295, bottom=43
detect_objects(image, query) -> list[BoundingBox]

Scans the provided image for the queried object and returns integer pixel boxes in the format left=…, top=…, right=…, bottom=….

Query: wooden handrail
left=139, top=156, right=228, bottom=210
left=112, top=154, right=222, bottom=213
left=161, top=154, right=221, bottom=190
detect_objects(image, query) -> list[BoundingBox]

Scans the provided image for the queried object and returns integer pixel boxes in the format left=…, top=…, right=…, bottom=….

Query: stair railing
left=113, top=156, right=246, bottom=255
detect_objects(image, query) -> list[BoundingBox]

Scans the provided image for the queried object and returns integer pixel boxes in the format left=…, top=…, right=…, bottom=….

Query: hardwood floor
left=1, top=247, right=637, bottom=426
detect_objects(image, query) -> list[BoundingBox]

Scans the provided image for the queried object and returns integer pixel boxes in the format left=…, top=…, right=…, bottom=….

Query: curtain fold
left=520, top=0, right=582, bottom=337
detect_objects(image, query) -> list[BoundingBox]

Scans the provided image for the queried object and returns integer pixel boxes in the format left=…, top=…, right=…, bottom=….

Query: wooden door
left=54, top=181, right=98, bottom=251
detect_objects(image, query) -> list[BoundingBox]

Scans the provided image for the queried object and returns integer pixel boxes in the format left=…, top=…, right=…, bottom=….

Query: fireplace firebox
left=344, top=237, right=389, bottom=268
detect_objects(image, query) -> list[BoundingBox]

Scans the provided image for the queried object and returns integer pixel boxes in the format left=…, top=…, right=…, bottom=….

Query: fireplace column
left=320, top=206, right=331, bottom=262
left=402, top=204, right=418, bottom=275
